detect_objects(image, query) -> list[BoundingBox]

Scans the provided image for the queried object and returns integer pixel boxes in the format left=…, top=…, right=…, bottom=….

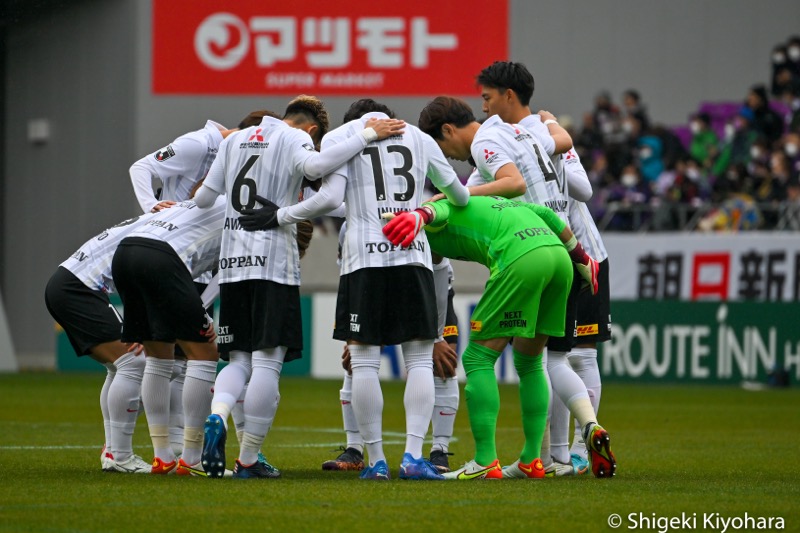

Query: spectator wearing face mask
left=746, top=84, right=784, bottom=145
left=712, top=107, right=759, bottom=178
left=637, top=135, right=664, bottom=183
left=785, top=36, right=800, bottom=80
left=771, top=44, right=792, bottom=98
left=783, top=133, right=800, bottom=174
left=622, top=89, right=650, bottom=132
left=606, top=165, right=652, bottom=231
left=689, top=112, right=719, bottom=168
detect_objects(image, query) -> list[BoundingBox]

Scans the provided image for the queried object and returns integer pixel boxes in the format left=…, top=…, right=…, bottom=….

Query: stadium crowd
left=572, top=34, right=800, bottom=232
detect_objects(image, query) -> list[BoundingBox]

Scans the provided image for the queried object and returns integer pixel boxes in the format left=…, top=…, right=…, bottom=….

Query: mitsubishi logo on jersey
left=565, top=149, right=577, bottom=160
left=249, top=128, right=264, bottom=142
left=484, top=149, right=494, bottom=160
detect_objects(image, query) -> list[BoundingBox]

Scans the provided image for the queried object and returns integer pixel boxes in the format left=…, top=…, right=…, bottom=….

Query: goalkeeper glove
left=565, top=236, right=599, bottom=295
left=239, top=195, right=280, bottom=231
left=382, top=207, right=433, bottom=247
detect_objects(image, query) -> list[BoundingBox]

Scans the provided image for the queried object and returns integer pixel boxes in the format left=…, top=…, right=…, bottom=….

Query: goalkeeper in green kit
left=383, top=195, right=613, bottom=480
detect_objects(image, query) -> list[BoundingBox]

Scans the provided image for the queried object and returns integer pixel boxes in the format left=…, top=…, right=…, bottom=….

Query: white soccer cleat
left=442, top=459, right=503, bottom=480
left=108, top=454, right=152, bottom=474
left=100, top=446, right=114, bottom=472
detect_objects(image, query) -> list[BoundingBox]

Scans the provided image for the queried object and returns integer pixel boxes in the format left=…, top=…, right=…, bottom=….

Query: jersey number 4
left=532, top=144, right=565, bottom=194
left=362, top=145, right=415, bottom=202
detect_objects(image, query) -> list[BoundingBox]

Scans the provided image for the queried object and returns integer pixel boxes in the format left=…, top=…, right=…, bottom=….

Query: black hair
left=343, top=99, right=395, bottom=123
left=476, top=61, right=534, bottom=106
left=418, top=96, right=476, bottom=140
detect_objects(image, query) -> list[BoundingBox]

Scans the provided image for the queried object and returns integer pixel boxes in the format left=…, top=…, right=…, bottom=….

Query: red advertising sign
left=152, top=0, right=508, bottom=96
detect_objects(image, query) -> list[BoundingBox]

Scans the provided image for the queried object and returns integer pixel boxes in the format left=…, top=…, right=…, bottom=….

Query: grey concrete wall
left=4, top=0, right=800, bottom=365
left=4, top=0, right=137, bottom=362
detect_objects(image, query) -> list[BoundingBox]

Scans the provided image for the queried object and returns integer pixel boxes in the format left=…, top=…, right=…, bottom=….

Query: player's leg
left=141, top=344, right=177, bottom=472
left=569, top=258, right=611, bottom=468
left=567, top=346, right=600, bottom=466
left=430, top=288, right=459, bottom=472
left=44, top=266, right=148, bottom=473
left=398, top=339, right=443, bottom=480
left=93, top=342, right=147, bottom=473
left=322, top=370, right=365, bottom=471
left=430, top=372, right=458, bottom=471
left=543, top=263, right=584, bottom=475
left=234, top=346, right=284, bottom=478
left=333, top=269, right=389, bottom=480
left=175, top=338, right=218, bottom=475
left=168, top=357, right=186, bottom=458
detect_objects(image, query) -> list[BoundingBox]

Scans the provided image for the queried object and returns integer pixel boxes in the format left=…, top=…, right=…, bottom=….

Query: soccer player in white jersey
left=193, top=95, right=405, bottom=479
left=475, top=60, right=615, bottom=478
left=130, top=111, right=277, bottom=461
left=419, top=95, right=616, bottom=478
left=45, top=214, right=156, bottom=473
left=238, top=100, right=471, bottom=480
left=111, top=198, right=226, bottom=475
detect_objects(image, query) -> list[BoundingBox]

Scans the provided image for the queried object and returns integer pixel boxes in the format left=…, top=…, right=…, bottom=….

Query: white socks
left=240, top=347, right=285, bottom=465
left=401, top=340, right=434, bottom=459
left=432, top=375, right=459, bottom=454
left=569, top=347, right=601, bottom=459
left=340, top=373, right=363, bottom=453
left=169, top=359, right=186, bottom=456
left=107, top=352, right=145, bottom=462
left=100, top=363, right=115, bottom=451
left=547, top=350, right=596, bottom=463
left=181, top=360, right=217, bottom=465
left=210, top=351, right=252, bottom=428
left=349, top=344, right=384, bottom=466
left=142, top=357, right=175, bottom=462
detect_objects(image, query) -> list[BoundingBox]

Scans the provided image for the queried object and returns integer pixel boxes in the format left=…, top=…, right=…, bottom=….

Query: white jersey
left=568, top=199, right=608, bottom=262
left=130, top=120, right=225, bottom=212
left=127, top=198, right=226, bottom=279
left=334, top=112, right=466, bottom=275
left=60, top=215, right=153, bottom=293
left=472, top=114, right=568, bottom=223
left=203, top=116, right=319, bottom=285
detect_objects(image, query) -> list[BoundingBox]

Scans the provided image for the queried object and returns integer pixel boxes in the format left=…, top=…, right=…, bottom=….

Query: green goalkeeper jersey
left=424, top=195, right=567, bottom=278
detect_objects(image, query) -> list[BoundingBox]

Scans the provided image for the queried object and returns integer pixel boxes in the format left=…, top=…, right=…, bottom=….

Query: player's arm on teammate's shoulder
left=538, top=110, right=573, bottom=155
left=301, top=119, right=405, bottom=181
left=467, top=161, right=526, bottom=198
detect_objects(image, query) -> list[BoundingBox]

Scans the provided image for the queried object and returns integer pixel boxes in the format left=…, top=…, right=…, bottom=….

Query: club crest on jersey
left=154, top=145, right=176, bottom=162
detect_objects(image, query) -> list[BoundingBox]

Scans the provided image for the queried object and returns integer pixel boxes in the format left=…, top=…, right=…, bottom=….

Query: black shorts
left=44, top=267, right=122, bottom=356
left=574, top=258, right=611, bottom=345
left=546, top=264, right=580, bottom=352
left=334, top=266, right=437, bottom=345
left=443, top=288, right=459, bottom=345
left=112, top=237, right=209, bottom=344
left=217, top=280, right=302, bottom=362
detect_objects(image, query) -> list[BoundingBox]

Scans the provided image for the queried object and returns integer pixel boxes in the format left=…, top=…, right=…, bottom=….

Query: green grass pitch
left=0, top=373, right=797, bottom=532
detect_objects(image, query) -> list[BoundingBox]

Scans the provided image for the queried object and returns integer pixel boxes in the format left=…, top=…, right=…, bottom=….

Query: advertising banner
left=152, top=0, right=508, bottom=96
left=601, top=301, right=800, bottom=384
left=604, top=233, right=800, bottom=301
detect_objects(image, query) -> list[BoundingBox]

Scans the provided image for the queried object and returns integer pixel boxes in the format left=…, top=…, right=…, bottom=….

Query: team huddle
left=45, top=61, right=616, bottom=481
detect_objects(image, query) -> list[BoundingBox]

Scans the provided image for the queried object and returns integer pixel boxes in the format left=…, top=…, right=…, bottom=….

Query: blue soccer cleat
left=571, top=453, right=589, bottom=475
left=359, top=460, right=390, bottom=480
left=399, top=452, right=445, bottom=480
left=201, top=414, right=227, bottom=478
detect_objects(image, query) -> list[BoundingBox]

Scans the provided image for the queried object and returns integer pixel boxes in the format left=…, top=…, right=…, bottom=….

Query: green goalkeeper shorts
left=469, top=244, right=573, bottom=341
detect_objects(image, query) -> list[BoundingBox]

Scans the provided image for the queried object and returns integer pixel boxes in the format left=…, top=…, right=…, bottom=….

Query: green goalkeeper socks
left=462, top=341, right=501, bottom=466
left=513, top=350, right=550, bottom=464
